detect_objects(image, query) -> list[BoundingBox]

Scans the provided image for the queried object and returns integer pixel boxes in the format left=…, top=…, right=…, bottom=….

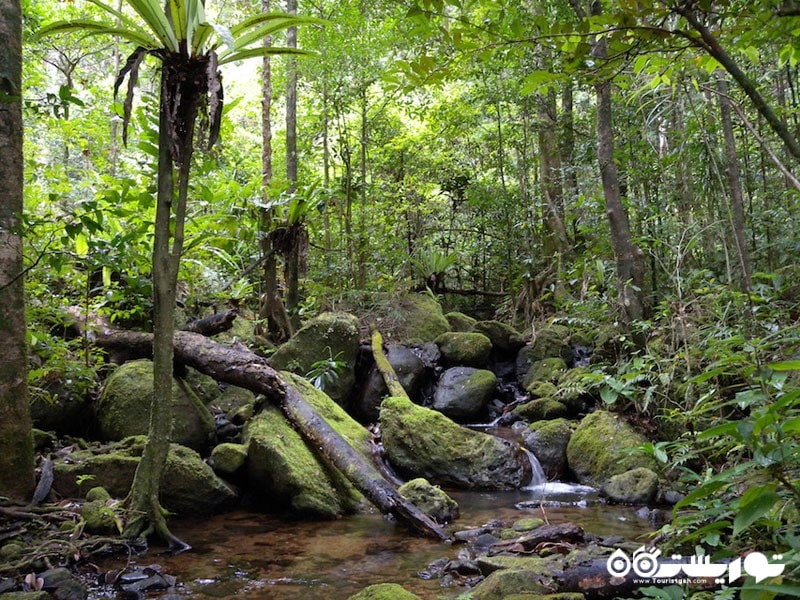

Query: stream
left=101, top=485, right=655, bottom=600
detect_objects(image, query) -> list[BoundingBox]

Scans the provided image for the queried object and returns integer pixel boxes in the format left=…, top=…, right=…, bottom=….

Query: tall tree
left=0, top=0, right=35, bottom=503
left=41, top=0, right=311, bottom=546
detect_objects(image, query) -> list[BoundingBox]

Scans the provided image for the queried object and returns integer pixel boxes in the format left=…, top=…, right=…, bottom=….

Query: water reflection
left=106, top=490, right=653, bottom=599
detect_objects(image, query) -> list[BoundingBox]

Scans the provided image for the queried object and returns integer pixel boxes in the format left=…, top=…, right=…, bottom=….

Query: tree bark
left=284, top=0, right=301, bottom=331
left=716, top=74, right=752, bottom=292
left=0, top=0, right=35, bottom=503
left=589, top=2, right=646, bottom=333
left=537, top=84, right=570, bottom=257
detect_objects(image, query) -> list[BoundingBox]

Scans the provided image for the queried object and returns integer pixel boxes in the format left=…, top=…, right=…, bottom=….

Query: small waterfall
left=521, top=448, right=547, bottom=487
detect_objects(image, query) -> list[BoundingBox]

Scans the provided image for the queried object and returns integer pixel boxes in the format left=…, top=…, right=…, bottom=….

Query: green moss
left=514, top=398, right=568, bottom=421
left=529, top=324, right=571, bottom=361
left=81, top=499, right=119, bottom=534
left=97, top=359, right=216, bottom=451
left=210, top=442, right=248, bottom=475
left=435, top=332, right=492, bottom=366
left=460, top=567, right=553, bottom=599
left=84, top=486, right=111, bottom=502
left=473, top=320, right=525, bottom=354
left=602, top=467, right=659, bottom=504
left=398, top=477, right=459, bottom=523
left=346, top=583, right=422, bottom=599
left=525, top=381, right=557, bottom=399
left=268, top=312, right=360, bottom=405
left=522, top=358, right=567, bottom=389
left=386, top=294, right=451, bottom=343
left=566, top=410, right=658, bottom=486
left=512, top=517, right=545, bottom=532
left=445, top=311, right=477, bottom=332
left=380, top=396, right=525, bottom=489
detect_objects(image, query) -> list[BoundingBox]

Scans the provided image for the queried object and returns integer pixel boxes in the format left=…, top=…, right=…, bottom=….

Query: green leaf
left=675, top=479, right=731, bottom=509
left=37, top=20, right=159, bottom=48
left=126, top=0, right=179, bottom=51
left=75, top=233, right=89, bottom=256
left=218, top=47, right=309, bottom=65
left=733, top=485, right=780, bottom=537
left=697, top=421, right=740, bottom=440
left=768, top=360, right=800, bottom=371
left=741, top=583, right=800, bottom=598
left=102, top=266, right=112, bottom=288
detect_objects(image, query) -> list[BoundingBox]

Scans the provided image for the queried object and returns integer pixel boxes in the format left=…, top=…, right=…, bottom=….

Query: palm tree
left=40, top=0, right=316, bottom=549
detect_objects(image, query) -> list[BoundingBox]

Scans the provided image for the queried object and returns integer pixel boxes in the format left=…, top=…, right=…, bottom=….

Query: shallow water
left=102, top=486, right=655, bottom=600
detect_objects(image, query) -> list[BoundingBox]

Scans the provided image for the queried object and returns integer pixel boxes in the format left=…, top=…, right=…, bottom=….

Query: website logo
left=606, top=547, right=785, bottom=584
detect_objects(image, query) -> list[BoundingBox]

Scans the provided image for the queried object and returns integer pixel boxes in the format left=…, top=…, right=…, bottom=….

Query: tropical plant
left=39, top=0, right=317, bottom=549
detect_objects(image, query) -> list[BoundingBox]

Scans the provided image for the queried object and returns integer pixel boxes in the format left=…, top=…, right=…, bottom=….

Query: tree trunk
left=537, top=84, right=570, bottom=257
left=590, top=4, right=646, bottom=332
left=123, top=54, right=207, bottom=551
left=716, top=74, right=752, bottom=292
left=0, top=0, right=35, bottom=503
left=257, top=0, right=292, bottom=343
left=284, top=0, right=301, bottom=331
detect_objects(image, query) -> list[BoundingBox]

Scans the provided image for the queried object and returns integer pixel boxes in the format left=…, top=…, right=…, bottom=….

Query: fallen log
left=84, top=323, right=449, bottom=541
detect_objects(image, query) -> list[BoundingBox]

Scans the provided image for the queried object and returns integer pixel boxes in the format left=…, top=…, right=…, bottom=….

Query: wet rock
left=512, top=517, right=545, bottom=532
left=209, top=442, right=248, bottom=476
left=380, top=396, right=527, bottom=489
left=268, top=312, right=360, bottom=407
left=462, top=567, right=553, bottom=599
left=398, top=477, right=459, bottom=524
left=473, top=320, right=525, bottom=356
left=433, top=367, right=497, bottom=421
left=97, top=359, right=216, bottom=451
left=1, top=593, right=51, bottom=600
left=215, top=385, right=256, bottom=418
left=566, top=411, right=658, bottom=487
left=356, top=345, right=427, bottom=422
left=445, top=311, right=477, bottom=332
left=514, top=398, right=568, bottom=422
left=244, top=373, right=369, bottom=516
left=39, top=568, right=71, bottom=589
left=52, top=436, right=237, bottom=515
left=529, top=324, right=572, bottom=362
left=346, top=583, right=422, bottom=599
left=52, top=580, right=87, bottom=600
left=81, top=498, right=119, bottom=534
left=435, top=332, right=492, bottom=367
left=524, top=419, right=572, bottom=480
left=602, top=467, right=659, bottom=504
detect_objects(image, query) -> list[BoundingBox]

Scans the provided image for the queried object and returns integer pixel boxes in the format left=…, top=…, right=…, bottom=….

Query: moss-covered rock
left=84, top=486, right=110, bottom=502
left=473, top=320, right=525, bottom=355
left=398, top=478, right=459, bottom=524
left=244, top=373, right=369, bottom=516
left=529, top=324, right=571, bottom=361
left=216, top=385, right=257, bottom=418
left=96, top=360, right=216, bottom=451
left=268, top=312, right=360, bottom=407
left=183, top=367, right=222, bottom=404
left=514, top=398, right=568, bottom=422
left=209, top=442, right=248, bottom=476
left=435, top=332, right=492, bottom=367
left=525, top=381, right=558, bottom=399
left=512, top=517, right=545, bottom=532
left=0, top=593, right=52, bottom=600
left=380, top=396, right=526, bottom=489
left=81, top=498, right=119, bottom=534
left=458, top=567, right=554, bottom=599
left=524, top=419, right=572, bottom=480
left=52, top=437, right=237, bottom=515
left=346, top=583, right=421, bottom=600
left=433, top=367, right=497, bottom=421
left=445, top=311, right=477, bottom=332
left=566, top=411, right=657, bottom=487
left=602, top=467, right=659, bottom=504
left=475, top=554, right=562, bottom=576
left=355, top=345, right=427, bottom=422
left=522, top=358, right=568, bottom=390
left=383, top=293, right=451, bottom=343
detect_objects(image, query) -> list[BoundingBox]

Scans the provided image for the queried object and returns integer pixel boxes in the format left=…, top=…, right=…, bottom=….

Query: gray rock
left=355, top=345, right=427, bottom=422
left=433, top=367, right=497, bottom=422
left=602, top=467, right=659, bottom=504
left=434, top=332, right=492, bottom=367
left=523, top=418, right=572, bottom=479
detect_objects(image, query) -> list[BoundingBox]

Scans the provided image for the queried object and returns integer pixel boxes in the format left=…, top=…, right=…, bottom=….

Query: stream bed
left=101, top=485, right=655, bottom=600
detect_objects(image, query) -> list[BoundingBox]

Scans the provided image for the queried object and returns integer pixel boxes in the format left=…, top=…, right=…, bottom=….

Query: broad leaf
left=733, top=485, right=781, bottom=537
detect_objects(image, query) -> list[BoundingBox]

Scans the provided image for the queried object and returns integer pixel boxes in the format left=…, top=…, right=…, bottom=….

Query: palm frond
left=37, top=20, right=159, bottom=48
left=126, top=0, right=179, bottom=51
left=218, top=46, right=309, bottom=65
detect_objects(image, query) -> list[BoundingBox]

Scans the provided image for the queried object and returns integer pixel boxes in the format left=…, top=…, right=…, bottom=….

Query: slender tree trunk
left=561, top=80, right=579, bottom=206
left=124, top=55, right=205, bottom=551
left=537, top=85, right=570, bottom=257
left=284, top=0, right=300, bottom=330
left=716, top=74, right=752, bottom=292
left=589, top=2, right=646, bottom=332
left=321, top=80, right=332, bottom=253
left=257, top=0, right=292, bottom=343
left=355, top=86, right=368, bottom=288
left=0, top=0, right=35, bottom=503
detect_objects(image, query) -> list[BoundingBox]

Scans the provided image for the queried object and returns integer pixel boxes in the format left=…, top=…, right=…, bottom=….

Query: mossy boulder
left=602, top=467, right=659, bottom=504
left=525, top=381, right=558, bottom=399
left=458, top=566, right=554, bottom=599
left=244, top=373, right=369, bottom=516
left=514, top=398, right=568, bottom=422
left=435, top=332, right=493, bottom=367
left=355, top=345, right=427, bottom=422
left=398, top=478, right=459, bottom=524
left=268, top=312, right=360, bottom=407
left=52, top=436, right=237, bottom=515
left=523, top=419, right=572, bottom=480
left=473, top=320, right=525, bottom=355
left=215, top=385, right=257, bottom=417
left=183, top=367, right=222, bottom=404
left=97, top=359, right=216, bottom=451
left=566, top=411, right=658, bottom=487
left=445, top=311, right=477, bottom=332
left=433, top=367, right=497, bottom=421
left=383, top=293, right=451, bottom=343
left=529, top=324, right=571, bottom=362
left=209, top=442, right=248, bottom=476
left=81, top=498, right=119, bottom=534
left=522, top=358, right=567, bottom=390
left=380, top=396, right=527, bottom=489
left=346, top=583, right=422, bottom=600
